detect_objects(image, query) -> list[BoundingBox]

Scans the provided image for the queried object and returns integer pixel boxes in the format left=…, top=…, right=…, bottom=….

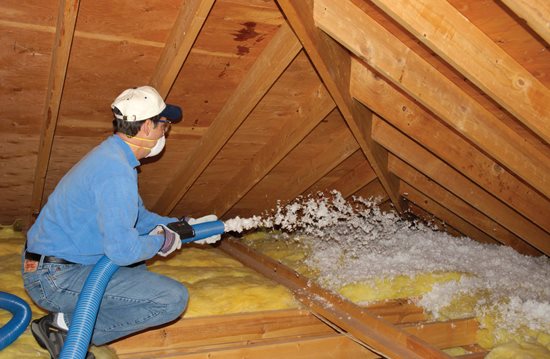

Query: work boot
left=30, top=313, right=95, bottom=359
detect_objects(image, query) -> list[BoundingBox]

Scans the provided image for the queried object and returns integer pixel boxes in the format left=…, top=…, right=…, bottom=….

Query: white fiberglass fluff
left=225, top=190, right=550, bottom=339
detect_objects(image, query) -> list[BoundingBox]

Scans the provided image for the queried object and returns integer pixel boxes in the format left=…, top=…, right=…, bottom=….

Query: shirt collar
left=111, top=135, right=140, bottom=168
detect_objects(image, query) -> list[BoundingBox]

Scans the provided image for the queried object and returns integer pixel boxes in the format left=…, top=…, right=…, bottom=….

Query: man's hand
left=187, top=215, right=222, bottom=244
left=151, top=225, right=182, bottom=257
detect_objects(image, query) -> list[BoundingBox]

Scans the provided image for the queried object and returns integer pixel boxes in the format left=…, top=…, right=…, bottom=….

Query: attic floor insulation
left=1, top=192, right=549, bottom=358
left=0, top=228, right=297, bottom=358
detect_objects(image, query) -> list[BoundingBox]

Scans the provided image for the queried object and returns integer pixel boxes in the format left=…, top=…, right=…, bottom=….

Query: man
left=23, top=86, right=218, bottom=358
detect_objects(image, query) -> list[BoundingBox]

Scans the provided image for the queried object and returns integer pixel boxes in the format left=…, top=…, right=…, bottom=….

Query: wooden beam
left=276, top=0, right=404, bottom=212
left=401, top=184, right=500, bottom=246
left=150, top=0, right=215, bottom=97
left=152, top=23, right=302, bottom=215
left=365, top=299, right=427, bottom=324
left=210, top=82, right=336, bottom=217
left=369, top=0, right=550, bottom=143
left=29, top=0, right=80, bottom=220
left=314, top=0, right=550, bottom=198
left=373, top=120, right=546, bottom=255
left=115, top=333, right=379, bottom=359
left=399, top=318, right=479, bottom=349
left=110, top=309, right=334, bottom=354
left=500, top=0, right=550, bottom=44
left=350, top=59, right=550, bottom=233
left=220, top=239, right=453, bottom=359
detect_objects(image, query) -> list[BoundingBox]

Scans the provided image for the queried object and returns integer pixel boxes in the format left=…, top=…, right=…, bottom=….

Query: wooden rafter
left=220, top=239, right=452, bottom=359
left=152, top=23, right=302, bottom=215
left=150, top=0, right=215, bottom=97
left=407, top=203, right=467, bottom=239
left=276, top=0, right=404, bottom=213
left=497, top=0, right=550, bottom=46
left=29, top=0, right=81, bottom=220
left=402, top=184, right=501, bottom=246
left=391, top=155, right=541, bottom=255
left=372, top=118, right=547, bottom=255
left=314, top=0, right=550, bottom=198
left=210, top=80, right=336, bottom=217
left=407, top=202, right=467, bottom=239
left=369, top=0, right=550, bottom=143
left=350, top=59, right=550, bottom=233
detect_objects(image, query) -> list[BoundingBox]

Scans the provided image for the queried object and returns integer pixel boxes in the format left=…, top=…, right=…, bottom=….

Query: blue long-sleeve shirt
left=26, top=135, right=177, bottom=266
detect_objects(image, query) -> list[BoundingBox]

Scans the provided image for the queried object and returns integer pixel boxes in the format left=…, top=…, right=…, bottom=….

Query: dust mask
left=146, top=135, right=165, bottom=158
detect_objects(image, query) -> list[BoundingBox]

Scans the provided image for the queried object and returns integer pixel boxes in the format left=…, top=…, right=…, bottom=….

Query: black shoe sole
left=31, top=322, right=52, bottom=357
left=31, top=318, right=95, bottom=359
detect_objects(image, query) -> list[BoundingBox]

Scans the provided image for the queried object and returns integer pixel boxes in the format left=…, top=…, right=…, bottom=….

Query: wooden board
left=220, top=238, right=454, bottom=358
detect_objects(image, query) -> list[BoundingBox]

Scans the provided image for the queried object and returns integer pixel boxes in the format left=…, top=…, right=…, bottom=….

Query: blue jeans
left=22, top=259, right=188, bottom=345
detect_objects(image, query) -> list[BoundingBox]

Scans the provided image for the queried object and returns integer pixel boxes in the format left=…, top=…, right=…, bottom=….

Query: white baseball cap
left=111, top=86, right=182, bottom=122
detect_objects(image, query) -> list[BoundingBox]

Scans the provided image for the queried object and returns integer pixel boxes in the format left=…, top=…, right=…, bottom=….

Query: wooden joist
left=115, top=333, right=379, bottom=359
left=399, top=318, right=479, bottom=350
left=219, top=238, right=454, bottom=359
left=365, top=298, right=426, bottom=324
left=109, top=309, right=334, bottom=354
left=109, top=245, right=481, bottom=358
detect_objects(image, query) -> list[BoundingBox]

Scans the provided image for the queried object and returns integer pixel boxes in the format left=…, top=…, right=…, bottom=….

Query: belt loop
left=38, top=254, right=45, bottom=268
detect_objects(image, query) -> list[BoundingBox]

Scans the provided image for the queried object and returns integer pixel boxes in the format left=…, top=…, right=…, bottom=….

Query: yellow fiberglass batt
left=147, top=246, right=298, bottom=318
left=0, top=234, right=297, bottom=358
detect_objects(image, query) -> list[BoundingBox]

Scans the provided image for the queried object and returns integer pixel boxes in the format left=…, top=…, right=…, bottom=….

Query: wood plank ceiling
left=0, top=0, right=548, bottom=256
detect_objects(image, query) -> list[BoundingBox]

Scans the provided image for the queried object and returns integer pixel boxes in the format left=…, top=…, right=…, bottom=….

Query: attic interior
left=0, top=0, right=549, bottom=358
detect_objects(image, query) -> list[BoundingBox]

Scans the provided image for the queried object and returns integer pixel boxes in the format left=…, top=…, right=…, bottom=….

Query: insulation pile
left=235, top=191, right=550, bottom=357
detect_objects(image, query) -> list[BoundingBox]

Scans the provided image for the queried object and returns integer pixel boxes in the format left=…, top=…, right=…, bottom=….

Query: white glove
left=150, top=225, right=182, bottom=257
left=187, top=215, right=222, bottom=244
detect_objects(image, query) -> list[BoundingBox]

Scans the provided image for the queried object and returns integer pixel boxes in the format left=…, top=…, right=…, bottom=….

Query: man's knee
left=163, top=281, right=188, bottom=319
